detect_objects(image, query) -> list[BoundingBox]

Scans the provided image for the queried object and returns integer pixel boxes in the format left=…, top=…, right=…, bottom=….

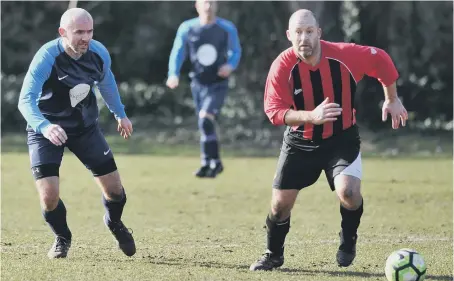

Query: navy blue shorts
left=190, top=79, right=228, bottom=116
left=27, top=123, right=116, bottom=179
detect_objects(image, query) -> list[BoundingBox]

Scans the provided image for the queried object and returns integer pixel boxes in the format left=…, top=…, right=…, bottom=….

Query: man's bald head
left=288, top=9, right=318, bottom=30
left=59, top=8, right=94, bottom=58
left=286, top=9, right=322, bottom=62
left=60, top=8, right=93, bottom=30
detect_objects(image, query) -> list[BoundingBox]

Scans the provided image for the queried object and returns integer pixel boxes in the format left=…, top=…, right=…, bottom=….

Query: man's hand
left=217, top=64, right=233, bottom=78
left=310, top=97, right=343, bottom=125
left=43, top=124, right=68, bottom=146
left=382, top=98, right=408, bottom=129
left=166, top=76, right=179, bottom=89
left=117, top=117, right=133, bottom=139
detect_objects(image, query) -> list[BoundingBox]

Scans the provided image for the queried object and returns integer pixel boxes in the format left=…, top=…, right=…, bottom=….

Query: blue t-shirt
left=168, top=17, right=242, bottom=85
left=18, top=38, right=126, bottom=134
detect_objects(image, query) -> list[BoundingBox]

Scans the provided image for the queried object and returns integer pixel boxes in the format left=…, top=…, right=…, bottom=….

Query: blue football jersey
left=18, top=38, right=126, bottom=134
left=168, top=17, right=242, bottom=85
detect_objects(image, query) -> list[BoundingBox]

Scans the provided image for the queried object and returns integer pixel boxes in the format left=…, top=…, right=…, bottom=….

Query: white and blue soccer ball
left=385, top=248, right=427, bottom=281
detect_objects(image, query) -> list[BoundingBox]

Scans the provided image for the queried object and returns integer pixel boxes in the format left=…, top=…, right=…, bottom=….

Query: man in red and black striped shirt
left=250, top=9, right=408, bottom=271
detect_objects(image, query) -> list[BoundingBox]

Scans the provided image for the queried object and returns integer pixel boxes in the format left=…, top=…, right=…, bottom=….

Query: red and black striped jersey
left=264, top=40, right=399, bottom=141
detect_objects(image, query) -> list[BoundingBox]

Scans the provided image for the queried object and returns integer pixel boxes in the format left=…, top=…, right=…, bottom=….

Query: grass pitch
left=1, top=151, right=452, bottom=281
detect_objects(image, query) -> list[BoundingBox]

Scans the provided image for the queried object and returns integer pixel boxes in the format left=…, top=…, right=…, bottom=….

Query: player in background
left=250, top=9, right=408, bottom=271
left=166, top=0, right=242, bottom=178
left=18, top=8, right=136, bottom=259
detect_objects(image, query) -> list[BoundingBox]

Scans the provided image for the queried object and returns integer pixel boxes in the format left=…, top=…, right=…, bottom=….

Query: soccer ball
left=385, top=248, right=427, bottom=281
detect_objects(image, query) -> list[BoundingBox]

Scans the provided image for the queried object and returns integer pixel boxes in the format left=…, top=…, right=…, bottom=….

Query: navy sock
left=42, top=199, right=72, bottom=240
left=199, top=117, right=220, bottom=165
left=102, top=188, right=126, bottom=223
left=204, top=141, right=220, bottom=165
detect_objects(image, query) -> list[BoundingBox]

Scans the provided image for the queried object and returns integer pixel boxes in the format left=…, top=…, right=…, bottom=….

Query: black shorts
left=272, top=126, right=361, bottom=191
left=27, top=122, right=117, bottom=179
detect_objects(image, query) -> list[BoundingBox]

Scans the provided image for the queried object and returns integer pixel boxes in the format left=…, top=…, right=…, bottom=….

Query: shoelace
left=259, top=252, right=273, bottom=262
left=55, top=237, right=70, bottom=252
left=111, top=222, right=134, bottom=236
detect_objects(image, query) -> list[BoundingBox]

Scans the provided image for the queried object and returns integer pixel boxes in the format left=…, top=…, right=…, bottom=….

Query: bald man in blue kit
left=18, top=8, right=136, bottom=259
left=167, top=0, right=242, bottom=179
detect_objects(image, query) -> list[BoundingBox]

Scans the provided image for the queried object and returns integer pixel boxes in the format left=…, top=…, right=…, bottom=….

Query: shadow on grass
left=142, top=255, right=452, bottom=280
left=279, top=267, right=452, bottom=280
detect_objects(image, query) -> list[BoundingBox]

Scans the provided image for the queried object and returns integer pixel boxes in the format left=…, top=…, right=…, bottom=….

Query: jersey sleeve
left=347, top=43, right=399, bottom=86
left=167, top=21, right=190, bottom=78
left=224, top=22, right=242, bottom=70
left=264, top=57, right=294, bottom=126
left=95, top=43, right=127, bottom=119
left=18, top=47, right=54, bottom=134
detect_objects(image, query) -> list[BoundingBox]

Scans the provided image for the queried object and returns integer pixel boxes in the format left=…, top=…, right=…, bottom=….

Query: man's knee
left=36, top=176, right=60, bottom=211
left=95, top=170, right=125, bottom=201
left=269, top=189, right=299, bottom=221
left=105, top=186, right=125, bottom=201
left=198, top=111, right=215, bottom=120
left=335, top=175, right=362, bottom=209
left=198, top=114, right=216, bottom=138
left=340, top=186, right=357, bottom=200
left=270, top=197, right=294, bottom=221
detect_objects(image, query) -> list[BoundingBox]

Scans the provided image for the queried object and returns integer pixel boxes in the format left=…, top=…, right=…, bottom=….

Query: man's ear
left=58, top=27, right=66, bottom=37
left=286, top=30, right=291, bottom=42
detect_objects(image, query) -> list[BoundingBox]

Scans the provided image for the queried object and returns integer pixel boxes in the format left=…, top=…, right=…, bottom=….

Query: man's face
left=61, top=17, right=93, bottom=55
left=196, top=0, right=217, bottom=18
left=286, top=15, right=321, bottom=59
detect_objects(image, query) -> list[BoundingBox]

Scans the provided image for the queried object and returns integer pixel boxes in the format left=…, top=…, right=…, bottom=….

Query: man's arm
left=167, top=22, right=189, bottom=78
left=264, top=57, right=342, bottom=127
left=282, top=109, right=313, bottom=126
left=348, top=44, right=399, bottom=88
left=17, top=48, right=54, bottom=134
left=383, top=81, right=398, bottom=101
left=348, top=44, right=407, bottom=128
left=225, top=22, right=242, bottom=70
left=96, top=49, right=127, bottom=120
left=264, top=58, right=295, bottom=126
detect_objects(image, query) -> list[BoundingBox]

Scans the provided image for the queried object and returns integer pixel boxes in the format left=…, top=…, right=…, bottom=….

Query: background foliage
left=1, top=1, right=452, bottom=148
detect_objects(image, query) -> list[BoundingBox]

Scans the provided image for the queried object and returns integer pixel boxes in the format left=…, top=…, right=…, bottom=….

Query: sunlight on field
left=1, top=153, right=452, bottom=281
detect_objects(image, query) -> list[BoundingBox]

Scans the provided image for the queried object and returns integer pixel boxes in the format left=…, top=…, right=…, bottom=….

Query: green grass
left=1, top=152, right=452, bottom=281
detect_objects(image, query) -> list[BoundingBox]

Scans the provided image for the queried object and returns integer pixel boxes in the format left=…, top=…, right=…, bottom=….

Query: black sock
left=340, top=199, right=364, bottom=238
left=102, top=188, right=127, bottom=223
left=42, top=199, right=71, bottom=240
left=266, top=214, right=290, bottom=256
left=203, top=140, right=220, bottom=164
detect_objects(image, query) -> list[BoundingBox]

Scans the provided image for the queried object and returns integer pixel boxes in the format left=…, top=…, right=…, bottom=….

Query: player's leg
left=190, top=80, right=211, bottom=177
left=250, top=142, right=323, bottom=271
left=96, top=170, right=135, bottom=257
left=324, top=139, right=363, bottom=267
left=67, top=124, right=135, bottom=257
left=27, top=131, right=71, bottom=258
left=197, top=80, right=228, bottom=178
left=249, top=188, right=298, bottom=271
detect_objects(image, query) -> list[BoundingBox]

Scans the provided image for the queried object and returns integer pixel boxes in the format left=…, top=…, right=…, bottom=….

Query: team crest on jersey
left=69, top=84, right=90, bottom=107
left=196, top=44, right=217, bottom=66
